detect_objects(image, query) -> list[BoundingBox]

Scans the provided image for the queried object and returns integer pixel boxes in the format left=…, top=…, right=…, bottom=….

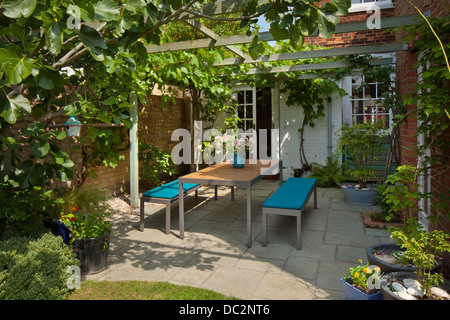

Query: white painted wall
left=277, top=81, right=343, bottom=178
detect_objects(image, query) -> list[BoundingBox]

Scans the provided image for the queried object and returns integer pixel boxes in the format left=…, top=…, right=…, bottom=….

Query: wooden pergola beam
left=242, top=57, right=394, bottom=75
left=216, top=42, right=407, bottom=66
left=145, top=15, right=420, bottom=54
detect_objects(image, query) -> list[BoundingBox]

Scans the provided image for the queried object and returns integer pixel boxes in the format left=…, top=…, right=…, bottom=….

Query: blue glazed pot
left=340, top=278, right=383, bottom=300
left=232, top=153, right=245, bottom=168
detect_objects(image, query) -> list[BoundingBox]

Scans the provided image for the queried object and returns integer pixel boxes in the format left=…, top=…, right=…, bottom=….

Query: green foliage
left=336, top=121, right=385, bottom=188
left=390, top=219, right=450, bottom=297
left=138, top=141, right=177, bottom=189
left=382, top=165, right=423, bottom=224
left=0, top=232, right=80, bottom=300
left=59, top=185, right=111, bottom=215
left=400, top=17, right=450, bottom=222
left=308, top=156, right=347, bottom=187
left=0, top=181, right=63, bottom=238
left=61, top=210, right=112, bottom=241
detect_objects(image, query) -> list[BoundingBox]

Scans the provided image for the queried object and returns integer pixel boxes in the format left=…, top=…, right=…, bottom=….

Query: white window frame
left=416, top=53, right=431, bottom=231
left=349, top=0, right=394, bottom=13
left=349, top=75, right=393, bottom=131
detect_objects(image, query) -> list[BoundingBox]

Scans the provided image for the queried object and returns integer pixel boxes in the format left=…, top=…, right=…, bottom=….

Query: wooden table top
left=179, top=160, right=281, bottom=183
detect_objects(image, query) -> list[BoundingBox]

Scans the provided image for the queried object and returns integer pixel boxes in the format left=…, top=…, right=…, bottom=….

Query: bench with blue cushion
left=140, top=179, right=201, bottom=234
left=262, top=177, right=317, bottom=250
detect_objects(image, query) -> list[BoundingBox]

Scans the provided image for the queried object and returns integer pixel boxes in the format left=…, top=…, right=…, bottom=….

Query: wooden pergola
left=128, top=1, right=421, bottom=207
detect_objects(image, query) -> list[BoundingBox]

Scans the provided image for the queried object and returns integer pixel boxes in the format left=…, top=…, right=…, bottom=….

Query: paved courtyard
left=84, top=180, right=393, bottom=300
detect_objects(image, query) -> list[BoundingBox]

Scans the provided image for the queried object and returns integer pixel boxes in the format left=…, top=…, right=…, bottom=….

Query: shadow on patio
left=84, top=180, right=394, bottom=300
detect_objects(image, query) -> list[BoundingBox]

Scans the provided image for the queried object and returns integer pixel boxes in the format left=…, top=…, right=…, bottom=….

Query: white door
left=234, top=87, right=257, bottom=159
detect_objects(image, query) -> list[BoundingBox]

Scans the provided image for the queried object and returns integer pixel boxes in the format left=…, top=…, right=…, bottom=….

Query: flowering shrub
left=344, top=259, right=382, bottom=292
left=60, top=205, right=112, bottom=242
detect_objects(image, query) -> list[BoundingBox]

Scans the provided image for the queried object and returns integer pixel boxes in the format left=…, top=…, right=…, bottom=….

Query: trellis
left=128, top=1, right=422, bottom=206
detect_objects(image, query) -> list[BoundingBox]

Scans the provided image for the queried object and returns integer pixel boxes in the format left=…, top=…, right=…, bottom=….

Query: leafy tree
left=0, top=0, right=350, bottom=230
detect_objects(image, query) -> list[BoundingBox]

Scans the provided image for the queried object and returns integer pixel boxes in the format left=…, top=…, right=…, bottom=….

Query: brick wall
left=395, top=0, right=449, bottom=233
left=305, top=8, right=395, bottom=48
left=38, top=93, right=191, bottom=194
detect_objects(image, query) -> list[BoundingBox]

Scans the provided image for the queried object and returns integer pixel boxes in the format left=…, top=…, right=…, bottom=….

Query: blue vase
left=232, top=153, right=245, bottom=168
left=340, top=278, right=383, bottom=300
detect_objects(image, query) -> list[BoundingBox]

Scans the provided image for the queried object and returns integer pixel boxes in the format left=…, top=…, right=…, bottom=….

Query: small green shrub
left=0, top=232, right=80, bottom=300
left=138, top=141, right=178, bottom=188
left=308, top=156, right=347, bottom=187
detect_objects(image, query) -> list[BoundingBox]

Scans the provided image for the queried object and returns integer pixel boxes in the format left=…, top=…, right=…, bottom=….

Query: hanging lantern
left=64, top=115, right=82, bottom=137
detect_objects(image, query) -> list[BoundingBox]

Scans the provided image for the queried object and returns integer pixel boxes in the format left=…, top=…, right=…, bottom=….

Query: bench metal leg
left=139, top=197, right=145, bottom=232
left=166, top=202, right=171, bottom=234
left=314, top=184, right=317, bottom=209
left=296, top=212, right=302, bottom=250
left=231, top=186, right=234, bottom=201
left=214, top=185, right=218, bottom=200
left=262, top=210, right=267, bottom=247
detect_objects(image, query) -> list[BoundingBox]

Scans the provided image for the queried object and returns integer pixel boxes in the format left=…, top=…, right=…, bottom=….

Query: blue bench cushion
left=263, top=177, right=316, bottom=210
left=143, top=180, right=199, bottom=199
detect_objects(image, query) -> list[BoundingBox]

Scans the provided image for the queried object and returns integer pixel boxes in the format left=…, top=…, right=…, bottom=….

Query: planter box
left=340, top=278, right=383, bottom=300
left=362, top=211, right=403, bottom=229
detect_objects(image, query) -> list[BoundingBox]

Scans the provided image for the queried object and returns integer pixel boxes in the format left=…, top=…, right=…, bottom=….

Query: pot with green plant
left=336, top=121, right=385, bottom=205
left=340, top=259, right=383, bottom=300
left=61, top=206, right=112, bottom=275
left=367, top=166, right=442, bottom=274
left=59, top=186, right=113, bottom=275
left=379, top=219, right=450, bottom=300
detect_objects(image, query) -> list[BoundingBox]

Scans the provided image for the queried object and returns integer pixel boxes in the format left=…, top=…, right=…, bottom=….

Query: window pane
left=352, top=86, right=363, bottom=99
left=237, top=91, right=244, bottom=104
left=365, top=84, right=377, bottom=99
left=246, top=120, right=254, bottom=130
left=245, top=90, right=253, bottom=104
left=238, top=105, right=244, bottom=118
left=353, top=100, right=363, bottom=114
left=246, top=105, right=253, bottom=118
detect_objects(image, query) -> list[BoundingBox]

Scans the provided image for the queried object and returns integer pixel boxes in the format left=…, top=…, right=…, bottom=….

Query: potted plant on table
left=336, top=121, right=385, bottom=205
left=340, top=259, right=383, bottom=300
left=221, top=130, right=256, bottom=168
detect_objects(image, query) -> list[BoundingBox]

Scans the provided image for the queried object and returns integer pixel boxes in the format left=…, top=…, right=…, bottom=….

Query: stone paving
left=84, top=180, right=394, bottom=300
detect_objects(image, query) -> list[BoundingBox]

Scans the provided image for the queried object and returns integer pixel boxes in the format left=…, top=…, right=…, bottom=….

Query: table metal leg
left=179, top=181, right=184, bottom=239
left=279, top=160, right=283, bottom=185
left=247, top=184, right=252, bottom=248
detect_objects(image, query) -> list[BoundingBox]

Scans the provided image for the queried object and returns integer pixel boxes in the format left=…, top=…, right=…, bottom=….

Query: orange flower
left=73, top=205, right=78, bottom=212
left=363, top=267, right=369, bottom=273
left=354, top=272, right=359, bottom=278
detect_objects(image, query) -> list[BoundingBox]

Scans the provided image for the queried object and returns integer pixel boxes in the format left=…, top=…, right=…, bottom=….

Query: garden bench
left=262, top=177, right=317, bottom=250
left=140, top=180, right=201, bottom=234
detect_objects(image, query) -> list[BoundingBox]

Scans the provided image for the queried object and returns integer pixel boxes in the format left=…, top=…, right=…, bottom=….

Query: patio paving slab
left=83, top=180, right=393, bottom=300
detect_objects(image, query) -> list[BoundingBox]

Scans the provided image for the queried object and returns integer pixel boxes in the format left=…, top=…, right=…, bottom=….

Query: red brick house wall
left=395, top=0, right=449, bottom=233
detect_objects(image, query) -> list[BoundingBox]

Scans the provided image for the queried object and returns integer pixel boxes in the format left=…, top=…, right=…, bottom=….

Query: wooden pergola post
left=130, top=94, right=139, bottom=208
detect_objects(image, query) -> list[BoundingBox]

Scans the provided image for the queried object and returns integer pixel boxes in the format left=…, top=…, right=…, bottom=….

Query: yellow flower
left=363, top=267, right=369, bottom=273
left=358, top=259, right=362, bottom=263
left=354, top=272, right=359, bottom=278
left=374, top=267, right=381, bottom=272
